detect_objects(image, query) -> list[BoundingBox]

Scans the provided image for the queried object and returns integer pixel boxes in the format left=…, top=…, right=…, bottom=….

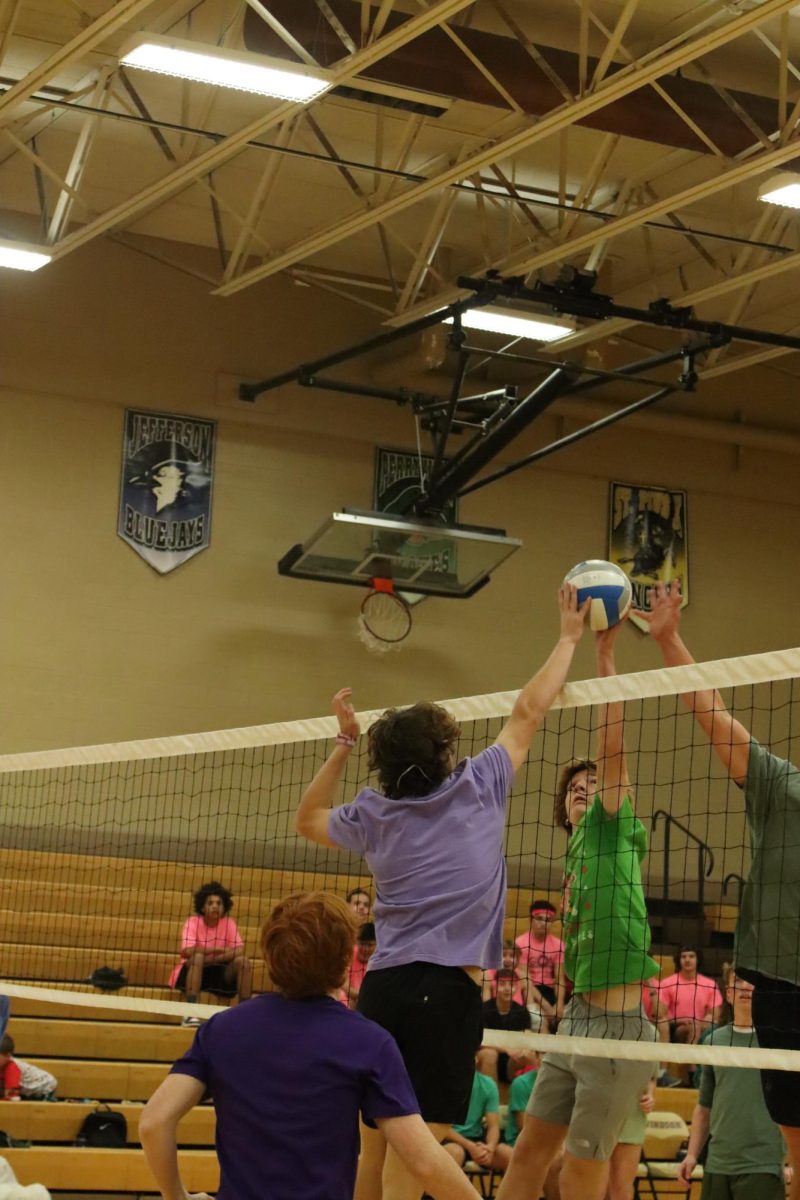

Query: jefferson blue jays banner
left=118, top=409, right=216, bottom=574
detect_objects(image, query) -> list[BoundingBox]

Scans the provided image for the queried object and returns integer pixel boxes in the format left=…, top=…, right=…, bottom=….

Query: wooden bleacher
left=0, top=847, right=741, bottom=1196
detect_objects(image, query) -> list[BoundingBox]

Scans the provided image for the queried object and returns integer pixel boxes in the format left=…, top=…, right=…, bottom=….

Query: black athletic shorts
left=357, top=961, right=483, bottom=1125
left=173, top=962, right=236, bottom=997
left=738, top=967, right=800, bottom=1128
left=535, top=983, right=557, bottom=1007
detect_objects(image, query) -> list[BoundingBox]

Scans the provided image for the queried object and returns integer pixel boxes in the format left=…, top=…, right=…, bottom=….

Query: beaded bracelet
left=336, top=733, right=357, bottom=748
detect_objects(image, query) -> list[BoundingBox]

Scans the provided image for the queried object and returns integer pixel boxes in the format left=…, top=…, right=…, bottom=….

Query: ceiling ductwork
left=244, top=2, right=780, bottom=156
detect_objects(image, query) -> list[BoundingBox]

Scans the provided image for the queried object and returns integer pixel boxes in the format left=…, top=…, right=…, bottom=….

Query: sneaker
left=658, top=1070, right=683, bottom=1088
left=181, top=1015, right=203, bottom=1027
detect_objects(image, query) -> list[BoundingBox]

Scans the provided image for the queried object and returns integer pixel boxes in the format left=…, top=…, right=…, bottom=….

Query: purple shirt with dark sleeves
left=328, top=743, right=514, bottom=972
left=171, top=992, right=419, bottom=1200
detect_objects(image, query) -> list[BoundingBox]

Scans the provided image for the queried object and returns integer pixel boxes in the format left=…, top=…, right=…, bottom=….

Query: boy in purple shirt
left=296, top=585, right=588, bottom=1200
left=140, top=892, right=481, bottom=1200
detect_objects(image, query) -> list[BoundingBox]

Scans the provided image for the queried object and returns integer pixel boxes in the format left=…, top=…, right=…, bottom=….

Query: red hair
left=261, top=892, right=358, bottom=999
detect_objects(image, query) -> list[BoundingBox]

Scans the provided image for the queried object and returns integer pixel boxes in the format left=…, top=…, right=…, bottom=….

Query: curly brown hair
left=261, top=892, right=357, bottom=999
left=553, top=758, right=597, bottom=833
left=367, top=701, right=460, bottom=799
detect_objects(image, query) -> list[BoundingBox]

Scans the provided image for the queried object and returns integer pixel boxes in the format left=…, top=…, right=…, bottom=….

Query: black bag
left=77, top=1106, right=127, bottom=1148
left=86, top=966, right=127, bottom=991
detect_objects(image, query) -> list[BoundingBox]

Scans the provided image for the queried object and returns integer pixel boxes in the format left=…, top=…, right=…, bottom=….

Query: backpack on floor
left=86, top=966, right=127, bottom=991
left=76, top=1106, right=127, bottom=1148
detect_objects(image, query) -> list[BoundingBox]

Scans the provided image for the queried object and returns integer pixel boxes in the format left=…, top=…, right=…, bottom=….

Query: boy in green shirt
left=678, top=969, right=786, bottom=1198
left=496, top=623, right=660, bottom=1200
left=442, top=1069, right=511, bottom=1175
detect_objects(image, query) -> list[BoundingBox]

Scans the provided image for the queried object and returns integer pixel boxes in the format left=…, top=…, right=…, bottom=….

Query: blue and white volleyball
left=564, top=560, right=633, bottom=631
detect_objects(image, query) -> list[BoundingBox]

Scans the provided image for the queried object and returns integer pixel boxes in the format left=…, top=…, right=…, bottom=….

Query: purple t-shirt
left=171, top=992, right=419, bottom=1200
left=328, top=743, right=513, bottom=971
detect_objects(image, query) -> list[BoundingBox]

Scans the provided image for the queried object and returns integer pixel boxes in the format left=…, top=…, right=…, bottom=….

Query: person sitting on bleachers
left=504, top=1061, right=562, bottom=1200
left=515, top=899, right=564, bottom=1031
left=141, top=891, right=483, bottom=1200
left=0, top=1154, right=51, bottom=1199
left=0, top=1036, right=57, bottom=1100
left=346, top=922, right=377, bottom=1008
left=478, top=969, right=534, bottom=1083
left=168, top=880, right=252, bottom=1025
left=346, top=887, right=371, bottom=921
left=482, top=941, right=526, bottom=1006
left=442, top=1065, right=512, bottom=1176
left=656, top=945, right=723, bottom=1044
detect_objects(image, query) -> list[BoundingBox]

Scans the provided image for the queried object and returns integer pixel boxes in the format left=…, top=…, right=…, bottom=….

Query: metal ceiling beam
left=215, top=0, right=800, bottom=297
left=0, top=0, right=23, bottom=69
left=46, top=67, right=112, bottom=243
left=0, top=0, right=157, bottom=124
left=243, top=0, right=319, bottom=65
left=535, top=217, right=800, bottom=356
left=700, top=339, right=800, bottom=379
left=50, top=0, right=477, bottom=261
left=498, top=137, right=800, bottom=278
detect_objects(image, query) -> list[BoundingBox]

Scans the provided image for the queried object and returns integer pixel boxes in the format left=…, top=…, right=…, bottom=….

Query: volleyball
left=564, top=559, right=633, bottom=631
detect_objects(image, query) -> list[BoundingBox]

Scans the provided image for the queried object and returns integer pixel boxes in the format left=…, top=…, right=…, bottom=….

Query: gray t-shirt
left=698, top=1024, right=785, bottom=1177
left=328, top=743, right=513, bottom=972
left=736, top=739, right=800, bottom=985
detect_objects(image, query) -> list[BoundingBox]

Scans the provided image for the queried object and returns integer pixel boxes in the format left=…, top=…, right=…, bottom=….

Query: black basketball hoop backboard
left=278, top=509, right=521, bottom=599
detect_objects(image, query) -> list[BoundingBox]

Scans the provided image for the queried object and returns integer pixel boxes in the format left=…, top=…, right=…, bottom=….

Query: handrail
left=722, top=872, right=746, bottom=908
left=652, top=810, right=715, bottom=949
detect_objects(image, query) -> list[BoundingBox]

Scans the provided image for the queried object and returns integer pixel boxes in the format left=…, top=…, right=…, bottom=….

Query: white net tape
left=2, top=645, right=797, bottom=771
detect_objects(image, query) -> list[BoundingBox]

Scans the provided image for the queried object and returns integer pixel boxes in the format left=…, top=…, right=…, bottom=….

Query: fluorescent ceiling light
left=758, top=171, right=800, bottom=208
left=119, top=35, right=330, bottom=101
left=0, top=241, right=52, bottom=272
left=445, top=306, right=574, bottom=342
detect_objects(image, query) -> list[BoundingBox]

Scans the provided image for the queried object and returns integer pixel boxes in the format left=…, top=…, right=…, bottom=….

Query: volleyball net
left=1, top=646, right=798, bottom=1070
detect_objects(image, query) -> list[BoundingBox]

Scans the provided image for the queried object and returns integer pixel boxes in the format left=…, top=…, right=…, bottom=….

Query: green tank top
left=562, top=796, right=659, bottom=992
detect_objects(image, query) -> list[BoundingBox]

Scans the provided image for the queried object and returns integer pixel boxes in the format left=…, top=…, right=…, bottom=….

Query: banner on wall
left=118, top=408, right=216, bottom=574
left=608, top=480, right=689, bottom=634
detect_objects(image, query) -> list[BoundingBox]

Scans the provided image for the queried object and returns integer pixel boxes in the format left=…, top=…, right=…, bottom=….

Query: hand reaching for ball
left=638, top=580, right=682, bottom=642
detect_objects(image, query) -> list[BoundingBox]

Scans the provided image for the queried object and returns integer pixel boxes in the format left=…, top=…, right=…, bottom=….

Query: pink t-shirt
left=169, top=915, right=244, bottom=988
left=657, top=972, right=722, bottom=1022
left=515, top=931, right=565, bottom=988
left=347, top=946, right=371, bottom=998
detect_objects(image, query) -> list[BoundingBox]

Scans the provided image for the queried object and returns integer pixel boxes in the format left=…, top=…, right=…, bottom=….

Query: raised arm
left=642, top=582, right=750, bottom=786
left=594, top=622, right=630, bottom=815
left=495, top=585, right=589, bottom=771
left=295, top=688, right=360, bottom=847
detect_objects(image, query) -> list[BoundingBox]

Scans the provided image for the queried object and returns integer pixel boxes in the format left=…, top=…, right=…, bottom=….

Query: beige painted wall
left=1, top=234, right=798, bottom=904
left=2, top=236, right=798, bottom=754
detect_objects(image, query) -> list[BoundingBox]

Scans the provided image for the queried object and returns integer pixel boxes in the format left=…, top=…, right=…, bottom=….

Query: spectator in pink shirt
left=346, top=922, right=377, bottom=1008
left=169, top=881, right=252, bottom=1024
left=515, top=900, right=564, bottom=1029
left=656, top=945, right=723, bottom=1043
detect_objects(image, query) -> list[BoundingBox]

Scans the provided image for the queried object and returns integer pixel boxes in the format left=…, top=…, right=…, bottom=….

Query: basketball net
left=357, top=579, right=412, bottom=654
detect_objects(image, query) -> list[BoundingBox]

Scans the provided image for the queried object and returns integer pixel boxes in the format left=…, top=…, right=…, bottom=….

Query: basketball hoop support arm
left=237, top=288, right=501, bottom=402
left=456, top=274, right=800, bottom=353
left=413, top=365, right=580, bottom=517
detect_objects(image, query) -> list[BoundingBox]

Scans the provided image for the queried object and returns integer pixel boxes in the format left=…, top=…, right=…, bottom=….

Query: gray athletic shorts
left=527, top=994, right=659, bottom=1161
